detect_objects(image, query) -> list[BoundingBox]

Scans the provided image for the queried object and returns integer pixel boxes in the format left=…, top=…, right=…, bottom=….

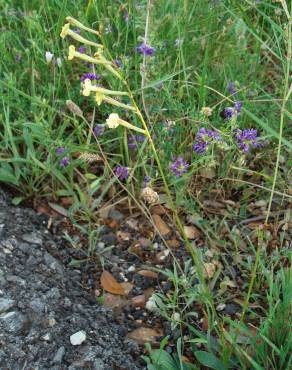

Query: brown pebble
left=131, top=294, right=146, bottom=308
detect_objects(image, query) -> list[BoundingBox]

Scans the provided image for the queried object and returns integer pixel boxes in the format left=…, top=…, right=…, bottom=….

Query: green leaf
left=194, top=351, right=226, bottom=370
left=11, top=196, right=25, bottom=206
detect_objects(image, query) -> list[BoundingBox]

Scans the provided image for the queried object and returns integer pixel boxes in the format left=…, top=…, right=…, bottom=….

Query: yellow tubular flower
left=106, top=113, right=120, bottom=129
left=82, top=78, right=128, bottom=97
left=68, top=45, right=76, bottom=60
left=66, top=16, right=99, bottom=36
left=106, top=113, right=146, bottom=134
left=60, top=23, right=70, bottom=38
left=67, top=45, right=111, bottom=65
left=103, top=96, right=136, bottom=111
left=95, top=92, right=104, bottom=105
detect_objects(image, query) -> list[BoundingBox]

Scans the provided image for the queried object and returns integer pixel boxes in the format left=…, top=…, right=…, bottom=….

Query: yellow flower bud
left=68, top=45, right=76, bottom=60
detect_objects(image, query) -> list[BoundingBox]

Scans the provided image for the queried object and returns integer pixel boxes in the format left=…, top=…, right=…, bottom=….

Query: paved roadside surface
left=0, top=189, right=143, bottom=370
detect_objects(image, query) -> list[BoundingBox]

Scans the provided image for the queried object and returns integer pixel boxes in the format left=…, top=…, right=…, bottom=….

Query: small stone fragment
left=0, top=298, right=15, bottom=314
left=131, top=294, right=146, bottom=308
left=52, top=346, right=66, bottom=364
left=70, top=330, right=86, bottom=346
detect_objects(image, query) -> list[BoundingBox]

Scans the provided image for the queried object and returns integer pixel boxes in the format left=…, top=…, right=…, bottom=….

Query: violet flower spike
left=56, top=146, right=65, bottom=155
left=80, top=72, right=101, bottom=82
left=235, top=128, right=265, bottom=153
left=136, top=42, right=156, bottom=56
left=169, top=157, right=189, bottom=177
left=193, top=127, right=220, bottom=154
left=60, top=156, right=70, bottom=167
left=93, top=124, right=105, bottom=137
left=114, top=166, right=129, bottom=181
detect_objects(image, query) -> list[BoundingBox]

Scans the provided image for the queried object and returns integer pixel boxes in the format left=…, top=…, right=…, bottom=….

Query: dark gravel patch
left=0, top=189, right=143, bottom=370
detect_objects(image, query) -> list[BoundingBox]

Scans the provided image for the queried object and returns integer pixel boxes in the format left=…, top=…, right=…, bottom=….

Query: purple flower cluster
left=128, top=135, right=145, bottom=149
left=136, top=42, right=156, bottom=56
left=169, top=157, right=189, bottom=177
left=193, top=128, right=220, bottom=154
left=80, top=72, right=101, bottom=82
left=56, top=147, right=70, bottom=167
left=60, top=157, right=70, bottom=167
left=223, top=101, right=242, bottom=120
left=78, top=46, right=86, bottom=53
left=114, top=166, right=129, bottom=181
left=235, top=128, right=265, bottom=152
left=93, top=124, right=105, bottom=137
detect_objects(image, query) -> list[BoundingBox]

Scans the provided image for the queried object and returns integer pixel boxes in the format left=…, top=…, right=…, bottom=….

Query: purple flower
left=78, top=47, right=86, bottom=53
left=74, top=28, right=81, bottom=34
left=193, top=127, right=220, bottom=154
left=56, top=146, right=65, bottom=155
left=136, top=42, right=156, bottom=56
left=128, top=135, right=145, bottom=149
left=80, top=72, right=101, bottom=82
left=222, top=101, right=242, bottom=120
left=227, top=82, right=237, bottom=96
left=114, top=166, right=129, bottom=181
left=15, top=53, right=22, bottom=62
left=235, top=129, right=266, bottom=152
left=143, top=176, right=151, bottom=188
left=93, top=124, right=105, bottom=136
left=169, top=157, right=189, bottom=177
left=60, top=156, right=70, bottom=167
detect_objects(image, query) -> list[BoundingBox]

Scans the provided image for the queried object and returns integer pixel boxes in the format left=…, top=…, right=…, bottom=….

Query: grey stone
left=22, top=233, right=43, bottom=245
left=52, top=346, right=66, bottom=364
left=108, top=208, right=124, bottom=221
left=0, top=311, right=27, bottom=333
left=93, top=358, right=106, bottom=370
left=44, top=253, right=63, bottom=273
left=29, top=298, right=45, bottom=314
left=0, top=298, right=15, bottom=313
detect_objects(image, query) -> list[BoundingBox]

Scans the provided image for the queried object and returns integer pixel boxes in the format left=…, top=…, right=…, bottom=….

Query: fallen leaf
left=151, top=205, right=167, bottom=215
left=152, top=214, right=171, bottom=236
left=100, top=271, right=125, bottom=295
left=48, top=202, right=69, bottom=217
left=137, top=270, right=158, bottom=279
left=183, top=225, right=201, bottom=239
left=203, top=262, right=216, bottom=279
left=131, top=294, right=146, bottom=308
left=120, top=282, right=133, bottom=296
left=103, top=293, right=127, bottom=313
left=127, top=327, right=163, bottom=345
left=60, top=197, right=74, bottom=207
left=166, top=239, right=180, bottom=249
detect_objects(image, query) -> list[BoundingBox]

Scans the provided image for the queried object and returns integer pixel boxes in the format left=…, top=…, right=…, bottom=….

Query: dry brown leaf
left=127, top=327, right=163, bottom=345
left=183, top=225, right=201, bottom=239
left=48, top=202, right=69, bottom=217
left=137, top=270, right=158, bottom=279
left=100, top=271, right=125, bottom=295
left=103, top=293, right=127, bottom=314
left=152, top=214, right=171, bottom=236
left=167, top=239, right=180, bottom=249
left=120, top=282, right=133, bottom=296
left=150, top=204, right=167, bottom=215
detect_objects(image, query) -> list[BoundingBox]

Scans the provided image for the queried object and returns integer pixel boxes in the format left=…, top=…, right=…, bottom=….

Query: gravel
left=0, top=188, right=143, bottom=369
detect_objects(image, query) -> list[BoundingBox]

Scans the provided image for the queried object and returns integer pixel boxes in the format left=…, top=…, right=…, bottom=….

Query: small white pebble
left=145, top=296, right=159, bottom=312
left=172, top=312, right=180, bottom=321
left=70, top=330, right=86, bottom=346
left=127, top=265, right=136, bottom=272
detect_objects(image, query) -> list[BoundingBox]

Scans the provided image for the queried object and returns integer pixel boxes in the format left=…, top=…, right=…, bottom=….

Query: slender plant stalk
left=265, top=2, right=291, bottom=224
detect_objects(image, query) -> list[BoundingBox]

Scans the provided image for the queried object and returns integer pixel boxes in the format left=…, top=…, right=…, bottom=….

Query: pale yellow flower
left=82, top=78, right=92, bottom=96
left=95, top=92, right=104, bottom=105
left=68, top=45, right=76, bottom=60
left=61, top=23, right=102, bottom=48
left=106, top=113, right=146, bottom=134
left=60, top=23, right=70, bottom=38
left=106, top=113, right=120, bottom=129
left=82, top=78, right=128, bottom=97
left=66, top=16, right=99, bottom=36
